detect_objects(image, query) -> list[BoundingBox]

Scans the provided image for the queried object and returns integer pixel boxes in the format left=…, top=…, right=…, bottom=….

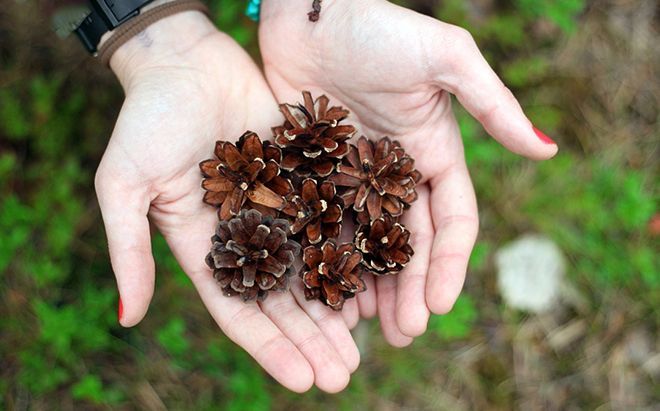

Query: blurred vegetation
left=1, top=0, right=657, bottom=410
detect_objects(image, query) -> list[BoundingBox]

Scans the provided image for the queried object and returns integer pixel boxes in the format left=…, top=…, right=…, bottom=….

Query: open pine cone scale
left=200, top=132, right=294, bottom=220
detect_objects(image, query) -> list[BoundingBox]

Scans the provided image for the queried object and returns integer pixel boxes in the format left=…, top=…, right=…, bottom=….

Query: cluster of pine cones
left=200, top=92, right=422, bottom=310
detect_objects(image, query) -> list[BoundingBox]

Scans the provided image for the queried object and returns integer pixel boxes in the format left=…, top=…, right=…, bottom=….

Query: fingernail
left=533, top=127, right=556, bottom=145
left=118, top=297, right=123, bottom=322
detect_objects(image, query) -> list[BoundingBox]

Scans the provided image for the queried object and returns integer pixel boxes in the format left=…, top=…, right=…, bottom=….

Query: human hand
left=259, top=0, right=558, bottom=346
left=95, top=11, right=358, bottom=392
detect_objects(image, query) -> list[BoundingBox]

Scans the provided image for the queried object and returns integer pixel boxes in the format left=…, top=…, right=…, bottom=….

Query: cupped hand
left=95, top=11, right=357, bottom=393
left=259, top=0, right=558, bottom=346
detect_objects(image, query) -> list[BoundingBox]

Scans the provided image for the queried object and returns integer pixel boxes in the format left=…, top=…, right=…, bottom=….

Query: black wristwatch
left=74, top=0, right=156, bottom=54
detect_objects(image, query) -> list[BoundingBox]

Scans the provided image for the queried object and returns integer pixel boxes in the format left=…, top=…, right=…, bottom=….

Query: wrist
left=108, top=8, right=217, bottom=88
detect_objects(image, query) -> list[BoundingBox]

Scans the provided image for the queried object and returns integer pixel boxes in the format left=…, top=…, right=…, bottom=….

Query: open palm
left=96, top=23, right=357, bottom=392
left=259, top=0, right=558, bottom=345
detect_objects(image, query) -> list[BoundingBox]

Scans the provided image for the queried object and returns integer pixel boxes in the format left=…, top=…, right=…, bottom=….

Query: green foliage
left=157, top=317, right=191, bottom=362
left=502, top=56, right=550, bottom=88
left=211, top=0, right=257, bottom=47
left=515, top=0, right=586, bottom=32
left=525, top=157, right=657, bottom=289
left=0, top=196, right=32, bottom=273
left=153, top=233, right=192, bottom=289
left=71, top=375, right=104, bottom=403
left=0, top=88, right=30, bottom=140
left=479, top=14, right=527, bottom=48
left=226, top=353, right=271, bottom=411
left=17, top=350, right=70, bottom=394
left=429, top=295, right=478, bottom=340
left=469, top=241, right=491, bottom=271
left=71, top=374, right=124, bottom=405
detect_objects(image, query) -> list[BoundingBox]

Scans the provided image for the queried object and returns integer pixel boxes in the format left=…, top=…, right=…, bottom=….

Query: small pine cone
left=355, top=214, right=414, bottom=275
left=206, top=209, right=301, bottom=302
left=200, top=131, right=294, bottom=220
left=300, top=240, right=367, bottom=310
left=281, top=178, right=343, bottom=245
left=273, top=91, right=355, bottom=177
left=330, top=136, right=422, bottom=224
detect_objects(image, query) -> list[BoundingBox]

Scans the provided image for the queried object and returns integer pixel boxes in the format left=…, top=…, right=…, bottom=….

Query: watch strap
left=74, top=0, right=156, bottom=54
left=97, top=0, right=210, bottom=66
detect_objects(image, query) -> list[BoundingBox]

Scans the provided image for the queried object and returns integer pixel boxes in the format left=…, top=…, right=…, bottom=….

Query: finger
left=395, top=184, right=432, bottom=337
left=260, top=290, right=351, bottom=393
left=430, top=23, right=558, bottom=160
left=376, top=275, right=414, bottom=347
left=160, top=202, right=315, bottom=393
left=95, top=172, right=154, bottom=328
left=426, top=161, right=479, bottom=315
left=341, top=297, right=360, bottom=330
left=290, top=279, right=361, bottom=373
left=193, top=271, right=314, bottom=393
left=356, top=273, right=377, bottom=319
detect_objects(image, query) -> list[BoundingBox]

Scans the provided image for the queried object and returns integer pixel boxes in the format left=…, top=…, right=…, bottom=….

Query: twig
left=308, top=0, right=322, bottom=22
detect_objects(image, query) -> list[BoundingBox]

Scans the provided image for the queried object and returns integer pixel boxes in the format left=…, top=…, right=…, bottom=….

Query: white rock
left=495, top=235, right=565, bottom=313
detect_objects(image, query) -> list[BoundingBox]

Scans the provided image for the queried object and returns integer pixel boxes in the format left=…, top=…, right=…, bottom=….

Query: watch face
left=51, top=5, right=90, bottom=38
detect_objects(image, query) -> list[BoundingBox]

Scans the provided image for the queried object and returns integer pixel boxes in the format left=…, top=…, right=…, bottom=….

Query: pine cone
left=282, top=178, right=343, bottom=245
left=330, top=136, right=422, bottom=224
left=206, top=209, right=301, bottom=302
left=355, top=214, right=414, bottom=275
left=273, top=91, right=355, bottom=177
left=300, top=240, right=367, bottom=310
left=200, top=132, right=293, bottom=220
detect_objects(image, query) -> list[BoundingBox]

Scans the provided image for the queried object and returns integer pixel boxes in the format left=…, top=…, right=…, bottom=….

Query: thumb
left=95, top=170, right=155, bottom=327
left=430, top=23, right=558, bottom=160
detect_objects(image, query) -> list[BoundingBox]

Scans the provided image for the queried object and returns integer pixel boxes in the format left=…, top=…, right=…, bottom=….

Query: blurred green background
left=1, top=0, right=658, bottom=409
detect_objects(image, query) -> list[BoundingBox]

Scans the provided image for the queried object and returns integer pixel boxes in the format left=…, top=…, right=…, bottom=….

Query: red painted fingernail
left=533, top=127, right=556, bottom=145
left=118, top=297, right=123, bottom=322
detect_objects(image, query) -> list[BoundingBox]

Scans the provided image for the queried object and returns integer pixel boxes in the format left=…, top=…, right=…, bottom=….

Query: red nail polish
left=118, top=297, right=123, bottom=322
left=533, top=127, right=556, bottom=145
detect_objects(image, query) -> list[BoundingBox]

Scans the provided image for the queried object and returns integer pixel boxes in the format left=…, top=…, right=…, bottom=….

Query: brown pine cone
left=200, top=131, right=293, bottom=220
left=330, top=136, right=422, bottom=224
left=355, top=214, right=414, bottom=275
left=273, top=91, right=355, bottom=177
left=281, top=178, right=343, bottom=245
left=300, top=240, right=367, bottom=310
left=206, top=209, right=301, bottom=302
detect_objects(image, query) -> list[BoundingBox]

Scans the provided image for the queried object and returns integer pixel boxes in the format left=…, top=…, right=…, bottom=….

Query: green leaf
left=514, top=0, right=586, bottom=33
left=430, top=295, right=478, bottom=340
left=17, top=350, right=69, bottom=394
left=0, top=197, right=33, bottom=249
left=434, top=0, right=469, bottom=27
left=614, top=172, right=655, bottom=230
left=30, top=75, right=63, bottom=120
left=24, top=258, right=67, bottom=287
left=502, top=56, right=550, bottom=87
left=480, top=14, right=526, bottom=48
left=0, top=152, right=17, bottom=183
left=469, top=241, right=491, bottom=271
left=156, top=317, right=191, bottom=359
left=633, top=246, right=659, bottom=288
left=226, top=360, right=270, bottom=411
left=71, top=375, right=105, bottom=404
left=0, top=88, right=30, bottom=140
left=33, top=300, right=78, bottom=360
